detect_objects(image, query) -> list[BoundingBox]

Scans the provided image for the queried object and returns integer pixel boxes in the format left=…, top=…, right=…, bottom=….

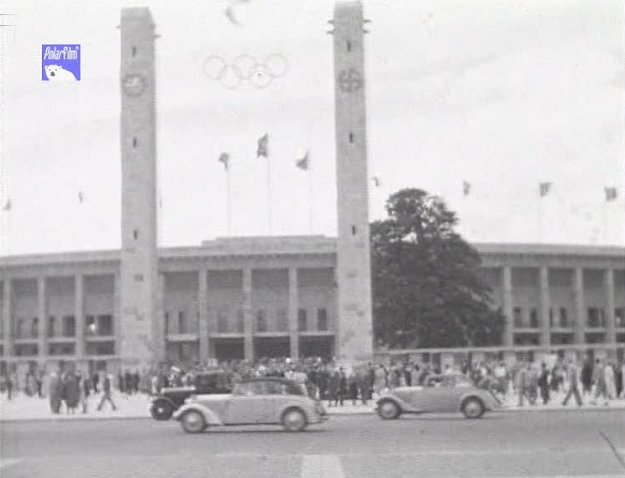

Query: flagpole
left=226, top=167, right=232, bottom=236
left=537, top=196, right=543, bottom=243
left=308, top=165, right=313, bottom=234
left=267, top=155, right=272, bottom=235
left=603, top=201, right=608, bottom=244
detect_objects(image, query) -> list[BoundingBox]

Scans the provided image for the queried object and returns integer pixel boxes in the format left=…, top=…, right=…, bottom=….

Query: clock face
left=338, top=68, right=363, bottom=93
left=122, top=73, right=148, bottom=97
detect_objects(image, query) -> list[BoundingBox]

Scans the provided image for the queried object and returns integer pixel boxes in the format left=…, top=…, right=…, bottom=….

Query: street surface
left=1, top=411, right=624, bottom=478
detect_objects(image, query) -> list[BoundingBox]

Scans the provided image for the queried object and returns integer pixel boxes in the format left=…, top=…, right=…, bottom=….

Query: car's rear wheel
left=461, top=397, right=485, bottom=419
left=151, top=400, right=174, bottom=421
left=180, top=410, right=206, bottom=433
left=377, top=400, right=400, bottom=420
left=282, top=408, right=307, bottom=432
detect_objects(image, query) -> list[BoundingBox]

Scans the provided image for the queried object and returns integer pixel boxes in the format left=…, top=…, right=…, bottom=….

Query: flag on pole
left=1, top=198, right=11, bottom=211
left=605, top=187, right=618, bottom=201
left=296, top=151, right=309, bottom=170
left=218, top=152, right=230, bottom=171
left=462, top=181, right=471, bottom=196
left=539, top=182, right=552, bottom=197
left=372, top=176, right=381, bottom=188
left=257, top=133, right=269, bottom=158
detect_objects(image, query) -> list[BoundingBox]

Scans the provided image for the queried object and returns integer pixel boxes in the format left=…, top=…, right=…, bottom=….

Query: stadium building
left=1, top=5, right=624, bottom=376
left=1, top=239, right=624, bottom=376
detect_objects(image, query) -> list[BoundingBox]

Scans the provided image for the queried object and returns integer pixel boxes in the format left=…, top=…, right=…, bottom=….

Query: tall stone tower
left=331, top=0, right=374, bottom=362
left=119, top=8, right=162, bottom=369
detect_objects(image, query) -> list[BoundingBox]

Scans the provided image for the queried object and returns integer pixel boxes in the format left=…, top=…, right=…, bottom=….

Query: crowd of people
left=1, top=355, right=625, bottom=414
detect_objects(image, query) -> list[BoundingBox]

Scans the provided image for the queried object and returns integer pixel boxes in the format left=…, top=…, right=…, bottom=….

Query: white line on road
left=300, top=454, right=345, bottom=478
left=0, top=458, right=22, bottom=469
left=214, top=448, right=625, bottom=459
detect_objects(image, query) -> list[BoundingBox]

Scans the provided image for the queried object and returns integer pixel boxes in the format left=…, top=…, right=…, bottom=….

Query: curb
left=3, top=405, right=625, bottom=423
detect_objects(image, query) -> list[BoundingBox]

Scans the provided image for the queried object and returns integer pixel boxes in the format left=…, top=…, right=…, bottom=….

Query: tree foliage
left=371, top=188, right=504, bottom=349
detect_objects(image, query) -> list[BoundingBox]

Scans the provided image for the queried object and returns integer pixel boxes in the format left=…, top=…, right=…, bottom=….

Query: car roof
left=242, top=377, right=301, bottom=386
left=428, top=373, right=468, bottom=380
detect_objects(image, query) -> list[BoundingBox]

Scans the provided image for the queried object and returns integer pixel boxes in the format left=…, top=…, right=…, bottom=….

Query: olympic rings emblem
left=202, top=53, right=289, bottom=90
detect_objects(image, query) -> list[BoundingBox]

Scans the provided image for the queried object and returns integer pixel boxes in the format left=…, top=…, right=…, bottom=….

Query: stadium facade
left=1, top=239, right=624, bottom=376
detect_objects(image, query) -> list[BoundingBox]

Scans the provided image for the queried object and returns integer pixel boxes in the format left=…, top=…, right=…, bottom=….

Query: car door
left=263, top=381, right=289, bottom=423
left=224, top=382, right=270, bottom=425
left=419, top=376, right=457, bottom=412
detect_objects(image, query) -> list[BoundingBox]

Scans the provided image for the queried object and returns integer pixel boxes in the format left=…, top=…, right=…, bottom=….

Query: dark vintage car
left=150, top=371, right=232, bottom=420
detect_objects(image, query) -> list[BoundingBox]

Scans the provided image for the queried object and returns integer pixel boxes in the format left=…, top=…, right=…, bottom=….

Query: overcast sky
left=1, top=0, right=623, bottom=256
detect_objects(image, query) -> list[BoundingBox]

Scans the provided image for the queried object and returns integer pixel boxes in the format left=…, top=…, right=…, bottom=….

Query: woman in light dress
left=604, top=362, right=616, bottom=400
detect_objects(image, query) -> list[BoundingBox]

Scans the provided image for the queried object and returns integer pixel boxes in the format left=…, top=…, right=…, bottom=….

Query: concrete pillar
left=242, top=267, right=254, bottom=361
left=3, top=279, right=12, bottom=358
left=288, top=267, right=299, bottom=359
left=502, top=266, right=514, bottom=347
left=37, top=277, right=47, bottom=363
left=198, top=266, right=210, bottom=362
left=539, top=267, right=551, bottom=348
left=75, top=274, right=85, bottom=358
left=114, top=272, right=121, bottom=362
left=332, top=2, right=374, bottom=364
left=573, top=267, right=585, bottom=345
left=605, top=268, right=616, bottom=352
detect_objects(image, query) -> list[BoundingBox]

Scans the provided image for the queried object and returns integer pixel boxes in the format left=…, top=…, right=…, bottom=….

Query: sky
left=0, top=0, right=623, bottom=256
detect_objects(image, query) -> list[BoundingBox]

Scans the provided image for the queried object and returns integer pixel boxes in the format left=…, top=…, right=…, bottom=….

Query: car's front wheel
left=377, top=400, right=400, bottom=420
left=282, top=408, right=307, bottom=432
left=461, top=397, right=485, bottom=419
left=180, top=410, right=207, bottom=433
left=151, top=399, right=174, bottom=421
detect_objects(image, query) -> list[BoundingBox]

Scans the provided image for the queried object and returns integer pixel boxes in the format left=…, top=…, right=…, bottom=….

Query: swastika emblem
left=338, top=68, right=363, bottom=92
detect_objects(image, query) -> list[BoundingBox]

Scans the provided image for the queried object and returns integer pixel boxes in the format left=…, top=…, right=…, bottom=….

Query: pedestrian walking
left=373, top=365, right=387, bottom=397
left=591, top=359, right=608, bottom=406
left=562, top=360, right=583, bottom=407
left=356, top=367, right=371, bottom=405
left=79, top=372, right=90, bottom=414
left=36, top=369, right=44, bottom=398
left=605, top=362, right=616, bottom=400
left=64, top=373, right=80, bottom=414
left=618, top=362, right=625, bottom=399
left=348, top=372, right=359, bottom=405
left=124, top=369, right=133, bottom=395
left=580, top=358, right=593, bottom=397
left=97, top=372, right=118, bottom=411
left=537, top=362, right=550, bottom=405
left=337, top=368, right=348, bottom=407
left=48, top=371, right=62, bottom=413
left=326, top=368, right=338, bottom=407
left=5, top=373, right=13, bottom=400
left=516, top=363, right=529, bottom=407
left=527, top=363, right=538, bottom=405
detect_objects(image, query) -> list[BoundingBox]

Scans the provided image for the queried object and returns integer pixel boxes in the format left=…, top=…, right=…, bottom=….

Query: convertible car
left=173, top=377, right=327, bottom=433
left=376, top=373, right=501, bottom=420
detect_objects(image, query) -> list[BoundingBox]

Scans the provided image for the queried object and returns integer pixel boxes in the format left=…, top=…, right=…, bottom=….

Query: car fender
left=457, top=391, right=488, bottom=412
left=376, top=395, right=412, bottom=413
left=173, top=403, right=223, bottom=425
left=277, top=399, right=316, bottom=422
left=152, top=395, right=176, bottom=405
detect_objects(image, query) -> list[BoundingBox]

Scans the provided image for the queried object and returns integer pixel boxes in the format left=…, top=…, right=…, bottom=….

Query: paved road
left=1, top=411, right=624, bottom=478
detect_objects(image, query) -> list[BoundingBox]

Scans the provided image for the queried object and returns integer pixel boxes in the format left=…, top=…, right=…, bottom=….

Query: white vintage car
left=173, top=377, right=327, bottom=433
left=376, top=373, right=501, bottom=420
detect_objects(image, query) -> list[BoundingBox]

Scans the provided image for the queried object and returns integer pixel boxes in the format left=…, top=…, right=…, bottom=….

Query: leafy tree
left=371, top=188, right=504, bottom=349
